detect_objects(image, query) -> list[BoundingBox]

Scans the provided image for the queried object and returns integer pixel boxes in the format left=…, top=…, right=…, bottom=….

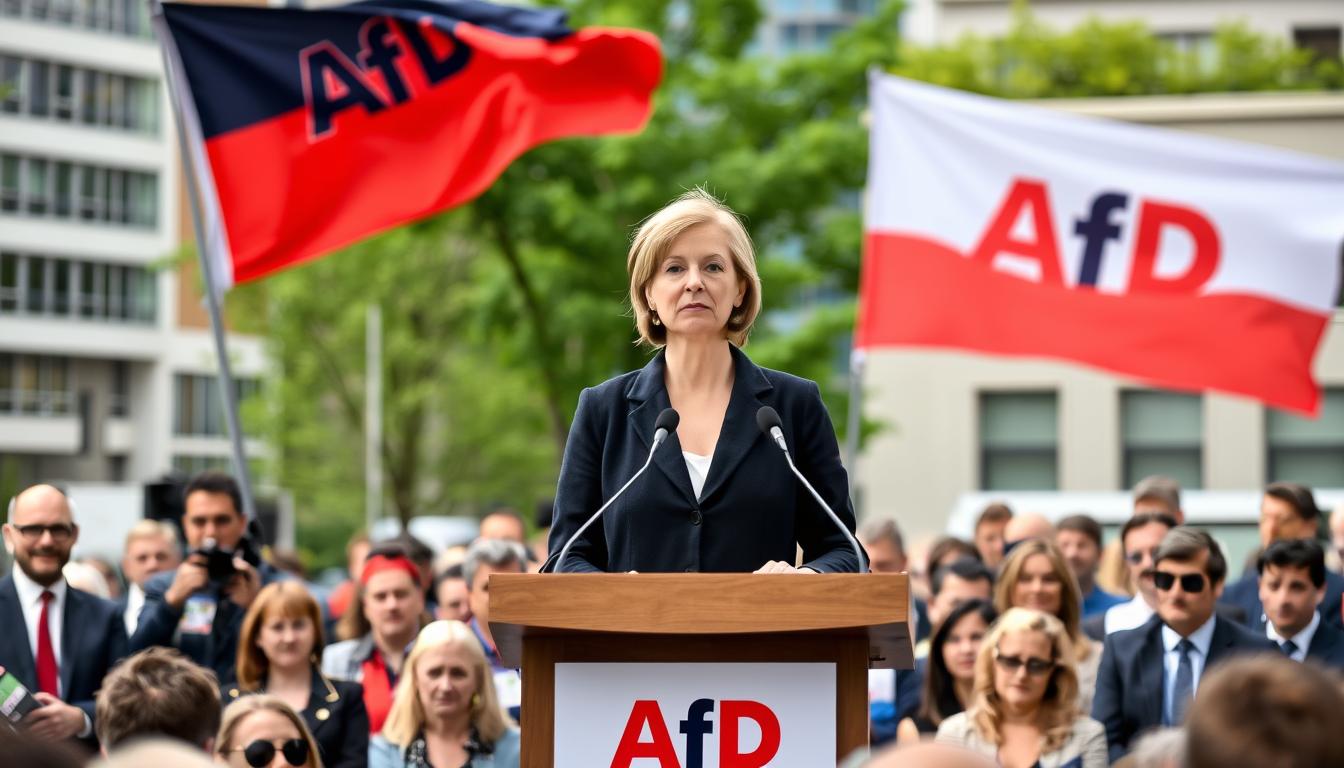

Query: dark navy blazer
left=546, top=345, right=862, bottom=574
left=1221, top=568, right=1344, bottom=630
left=1091, top=614, right=1277, bottom=763
left=0, top=574, right=127, bottom=745
left=223, top=668, right=369, bottom=768
left=1256, top=615, right=1344, bottom=669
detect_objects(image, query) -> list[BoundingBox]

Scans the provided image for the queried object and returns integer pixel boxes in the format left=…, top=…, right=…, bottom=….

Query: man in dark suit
left=0, top=484, right=126, bottom=745
left=130, top=472, right=283, bottom=682
left=1221, top=482, right=1344, bottom=629
left=1257, top=538, right=1344, bottom=668
left=1092, top=526, right=1276, bottom=762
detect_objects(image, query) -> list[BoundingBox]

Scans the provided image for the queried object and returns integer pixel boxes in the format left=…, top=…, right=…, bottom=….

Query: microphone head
left=756, top=406, right=783, bottom=437
left=655, top=408, right=680, bottom=434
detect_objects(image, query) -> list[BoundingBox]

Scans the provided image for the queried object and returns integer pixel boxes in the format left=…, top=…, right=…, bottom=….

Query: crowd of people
left=4, top=469, right=1344, bottom=767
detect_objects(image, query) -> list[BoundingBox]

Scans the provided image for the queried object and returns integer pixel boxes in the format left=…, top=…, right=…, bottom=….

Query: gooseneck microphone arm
left=554, top=408, right=680, bottom=573
left=756, top=406, right=868, bottom=573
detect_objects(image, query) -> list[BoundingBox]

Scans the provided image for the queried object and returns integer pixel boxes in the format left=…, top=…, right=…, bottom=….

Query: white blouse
left=683, top=451, right=713, bottom=500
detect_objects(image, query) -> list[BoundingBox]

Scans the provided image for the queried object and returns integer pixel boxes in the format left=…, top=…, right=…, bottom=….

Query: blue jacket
left=369, top=729, right=520, bottom=768
left=545, top=345, right=862, bottom=573
left=1256, top=615, right=1344, bottom=669
left=0, top=574, right=127, bottom=747
left=1091, top=614, right=1277, bottom=763
left=1220, top=568, right=1344, bottom=629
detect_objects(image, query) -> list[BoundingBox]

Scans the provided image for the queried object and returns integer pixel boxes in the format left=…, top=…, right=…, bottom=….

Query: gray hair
left=464, top=538, right=527, bottom=588
left=857, top=518, right=905, bottom=552
left=1133, top=475, right=1182, bottom=513
left=1155, top=526, right=1227, bottom=585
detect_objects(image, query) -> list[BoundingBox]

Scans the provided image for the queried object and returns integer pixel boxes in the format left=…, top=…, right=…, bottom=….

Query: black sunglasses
left=1152, top=571, right=1206, bottom=593
left=234, top=738, right=308, bottom=767
left=993, top=652, right=1055, bottom=676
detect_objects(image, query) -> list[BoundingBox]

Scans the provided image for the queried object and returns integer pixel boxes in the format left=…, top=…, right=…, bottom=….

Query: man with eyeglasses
left=1096, top=512, right=1177, bottom=637
left=0, top=483, right=127, bottom=746
left=1092, top=527, right=1275, bottom=762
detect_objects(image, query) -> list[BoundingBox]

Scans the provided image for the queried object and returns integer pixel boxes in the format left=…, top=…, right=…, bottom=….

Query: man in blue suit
left=0, top=484, right=126, bottom=746
left=1092, top=527, right=1276, bottom=762
left=1257, top=538, right=1344, bottom=668
left=1221, top=482, right=1344, bottom=629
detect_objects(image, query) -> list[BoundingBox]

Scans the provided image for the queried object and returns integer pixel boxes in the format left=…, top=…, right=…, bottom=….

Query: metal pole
left=844, top=348, right=865, bottom=494
left=152, top=4, right=257, bottom=521
left=365, top=303, right=383, bottom=534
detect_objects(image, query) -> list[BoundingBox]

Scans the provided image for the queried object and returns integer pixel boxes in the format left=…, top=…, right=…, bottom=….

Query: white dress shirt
left=11, top=564, right=66, bottom=698
left=1265, top=610, right=1319, bottom=663
left=1161, top=614, right=1217, bottom=726
left=124, top=582, right=146, bottom=637
left=683, top=451, right=713, bottom=500
left=1104, top=593, right=1155, bottom=635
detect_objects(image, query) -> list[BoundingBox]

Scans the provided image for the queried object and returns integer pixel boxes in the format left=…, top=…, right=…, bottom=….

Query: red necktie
left=36, top=590, right=59, bottom=696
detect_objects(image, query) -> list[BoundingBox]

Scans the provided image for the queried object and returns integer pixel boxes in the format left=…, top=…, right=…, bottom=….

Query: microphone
left=755, top=406, right=867, bottom=573
left=552, top=407, right=680, bottom=573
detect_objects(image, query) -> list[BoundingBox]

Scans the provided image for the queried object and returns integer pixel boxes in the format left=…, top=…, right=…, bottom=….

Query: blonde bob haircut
left=216, top=695, right=323, bottom=768
left=627, top=187, right=762, bottom=348
left=970, top=607, right=1080, bottom=753
left=382, top=620, right=511, bottom=748
left=993, top=538, right=1092, bottom=662
left=236, top=581, right=326, bottom=692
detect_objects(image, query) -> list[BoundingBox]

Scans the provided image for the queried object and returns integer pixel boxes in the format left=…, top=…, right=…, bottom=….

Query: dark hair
left=1154, top=527, right=1227, bottom=585
left=975, top=503, right=1013, bottom=530
left=919, top=599, right=997, bottom=728
left=433, top=563, right=466, bottom=595
left=1257, top=538, right=1327, bottom=588
left=1264, top=482, right=1321, bottom=523
left=932, top=558, right=994, bottom=597
left=927, top=536, right=982, bottom=574
left=96, top=647, right=221, bottom=749
left=1120, top=512, right=1178, bottom=550
left=183, top=471, right=242, bottom=517
left=1056, top=514, right=1103, bottom=548
left=0, top=728, right=83, bottom=768
left=376, top=534, right=432, bottom=564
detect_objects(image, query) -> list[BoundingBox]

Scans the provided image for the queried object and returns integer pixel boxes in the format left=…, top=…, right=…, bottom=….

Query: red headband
left=360, top=554, right=422, bottom=586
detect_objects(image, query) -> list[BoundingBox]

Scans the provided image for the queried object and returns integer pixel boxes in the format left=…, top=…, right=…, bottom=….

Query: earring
left=650, top=311, right=661, bottom=326
left=470, top=693, right=482, bottom=712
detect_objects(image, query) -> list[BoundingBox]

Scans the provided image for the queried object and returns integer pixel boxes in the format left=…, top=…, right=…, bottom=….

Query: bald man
left=1, top=484, right=126, bottom=746
left=1003, top=512, right=1054, bottom=550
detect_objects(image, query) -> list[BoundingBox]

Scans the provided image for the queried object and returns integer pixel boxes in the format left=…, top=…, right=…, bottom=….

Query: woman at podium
left=546, top=189, right=862, bottom=574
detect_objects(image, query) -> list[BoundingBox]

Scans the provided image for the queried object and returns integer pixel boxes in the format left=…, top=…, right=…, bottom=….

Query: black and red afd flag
left=154, top=0, right=662, bottom=288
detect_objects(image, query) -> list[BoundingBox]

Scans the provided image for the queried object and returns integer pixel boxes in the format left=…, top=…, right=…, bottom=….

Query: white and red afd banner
left=553, top=663, right=835, bottom=767
left=859, top=73, right=1344, bottom=415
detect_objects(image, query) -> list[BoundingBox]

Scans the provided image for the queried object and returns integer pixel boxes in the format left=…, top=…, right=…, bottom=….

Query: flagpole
left=151, top=1, right=258, bottom=523
left=844, top=347, right=864, bottom=496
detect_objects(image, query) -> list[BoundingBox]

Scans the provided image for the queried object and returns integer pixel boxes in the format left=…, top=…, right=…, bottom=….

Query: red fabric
left=326, top=579, right=355, bottom=619
left=856, top=231, right=1330, bottom=415
left=360, top=555, right=421, bottom=587
left=36, top=591, right=58, bottom=696
left=360, top=652, right=394, bottom=734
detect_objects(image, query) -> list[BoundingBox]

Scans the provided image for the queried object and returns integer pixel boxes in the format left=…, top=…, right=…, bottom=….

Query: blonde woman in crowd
left=216, top=695, right=323, bottom=768
left=370, top=620, right=520, bottom=768
left=936, top=608, right=1107, bottom=768
left=994, top=539, right=1102, bottom=711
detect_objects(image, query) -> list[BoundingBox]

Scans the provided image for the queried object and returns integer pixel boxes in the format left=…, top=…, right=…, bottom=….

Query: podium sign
left=554, top=663, right=835, bottom=767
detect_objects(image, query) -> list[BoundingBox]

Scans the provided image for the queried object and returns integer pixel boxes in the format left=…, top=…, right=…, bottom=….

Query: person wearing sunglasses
left=935, top=608, right=1107, bottom=768
left=1097, top=512, right=1177, bottom=637
left=371, top=620, right=519, bottom=768
left=1091, top=527, right=1277, bottom=763
left=216, top=695, right=323, bottom=768
left=896, top=599, right=999, bottom=744
left=225, top=582, right=369, bottom=768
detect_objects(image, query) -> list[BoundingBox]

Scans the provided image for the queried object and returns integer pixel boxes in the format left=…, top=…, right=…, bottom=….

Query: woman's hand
left=754, top=561, right=816, bottom=574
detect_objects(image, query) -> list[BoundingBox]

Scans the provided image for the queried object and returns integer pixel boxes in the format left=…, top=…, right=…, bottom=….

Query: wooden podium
left=489, top=573, right=911, bottom=766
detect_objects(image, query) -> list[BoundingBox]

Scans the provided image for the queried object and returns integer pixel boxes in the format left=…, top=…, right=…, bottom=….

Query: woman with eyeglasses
left=370, top=620, right=520, bottom=768
left=225, top=582, right=368, bottom=768
left=216, top=695, right=324, bottom=768
left=993, top=539, right=1102, bottom=712
left=897, top=599, right=999, bottom=743
left=936, top=608, right=1107, bottom=768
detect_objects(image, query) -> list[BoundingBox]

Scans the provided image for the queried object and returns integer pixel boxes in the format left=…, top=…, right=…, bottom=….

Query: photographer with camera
left=130, top=472, right=284, bottom=682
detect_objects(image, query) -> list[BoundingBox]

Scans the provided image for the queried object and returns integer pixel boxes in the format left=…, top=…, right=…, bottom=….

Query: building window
left=5, top=0, right=152, bottom=38
left=0, top=353, right=72, bottom=416
left=0, top=251, right=155, bottom=323
left=171, top=454, right=233, bottom=476
left=1121, top=391, right=1203, bottom=490
left=0, top=153, right=156, bottom=229
left=980, top=391, right=1058, bottom=490
left=174, top=374, right=260, bottom=436
left=1295, top=27, right=1342, bottom=63
left=1266, top=389, right=1344, bottom=488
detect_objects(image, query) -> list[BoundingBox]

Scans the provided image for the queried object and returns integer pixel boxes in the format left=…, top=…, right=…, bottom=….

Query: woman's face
left=991, top=630, right=1055, bottom=712
left=415, top=643, right=480, bottom=725
left=942, top=612, right=989, bottom=682
left=644, top=222, right=745, bottom=341
left=221, top=709, right=308, bottom=768
left=255, top=611, right=315, bottom=673
left=1012, top=554, right=1064, bottom=615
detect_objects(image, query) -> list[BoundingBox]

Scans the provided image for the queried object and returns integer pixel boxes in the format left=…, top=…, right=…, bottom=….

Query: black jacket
left=1256, top=615, right=1344, bottom=669
left=1091, top=614, right=1276, bottom=763
left=223, top=668, right=369, bottom=768
left=0, top=574, right=127, bottom=747
left=546, top=345, right=862, bottom=573
left=1221, top=568, right=1344, bottom=629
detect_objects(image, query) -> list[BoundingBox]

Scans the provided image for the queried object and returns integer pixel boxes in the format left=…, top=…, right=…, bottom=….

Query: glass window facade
left=0, top=152, right=156, bottom=228
left=1, top=0, right=152, bottom=38
left=0, top=251, right=155, bottom=323
left=980, top=391, right=1059, bottom=490
left=173, top=374, right=260, bottom=437
left=1121, top=391, right=1203, bottom=490
left=0, top=353, right=71, bottom=415
left=1267, top=389, right=1344, bottom=488
left=0, top=53, right=158, bottom=133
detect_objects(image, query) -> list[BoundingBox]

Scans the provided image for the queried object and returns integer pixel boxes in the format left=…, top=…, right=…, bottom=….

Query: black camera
left=192, top=536, right=261, bottom=583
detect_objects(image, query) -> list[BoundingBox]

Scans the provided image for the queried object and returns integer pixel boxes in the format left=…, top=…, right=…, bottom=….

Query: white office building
left=0, top=1, right=267, bottom=498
